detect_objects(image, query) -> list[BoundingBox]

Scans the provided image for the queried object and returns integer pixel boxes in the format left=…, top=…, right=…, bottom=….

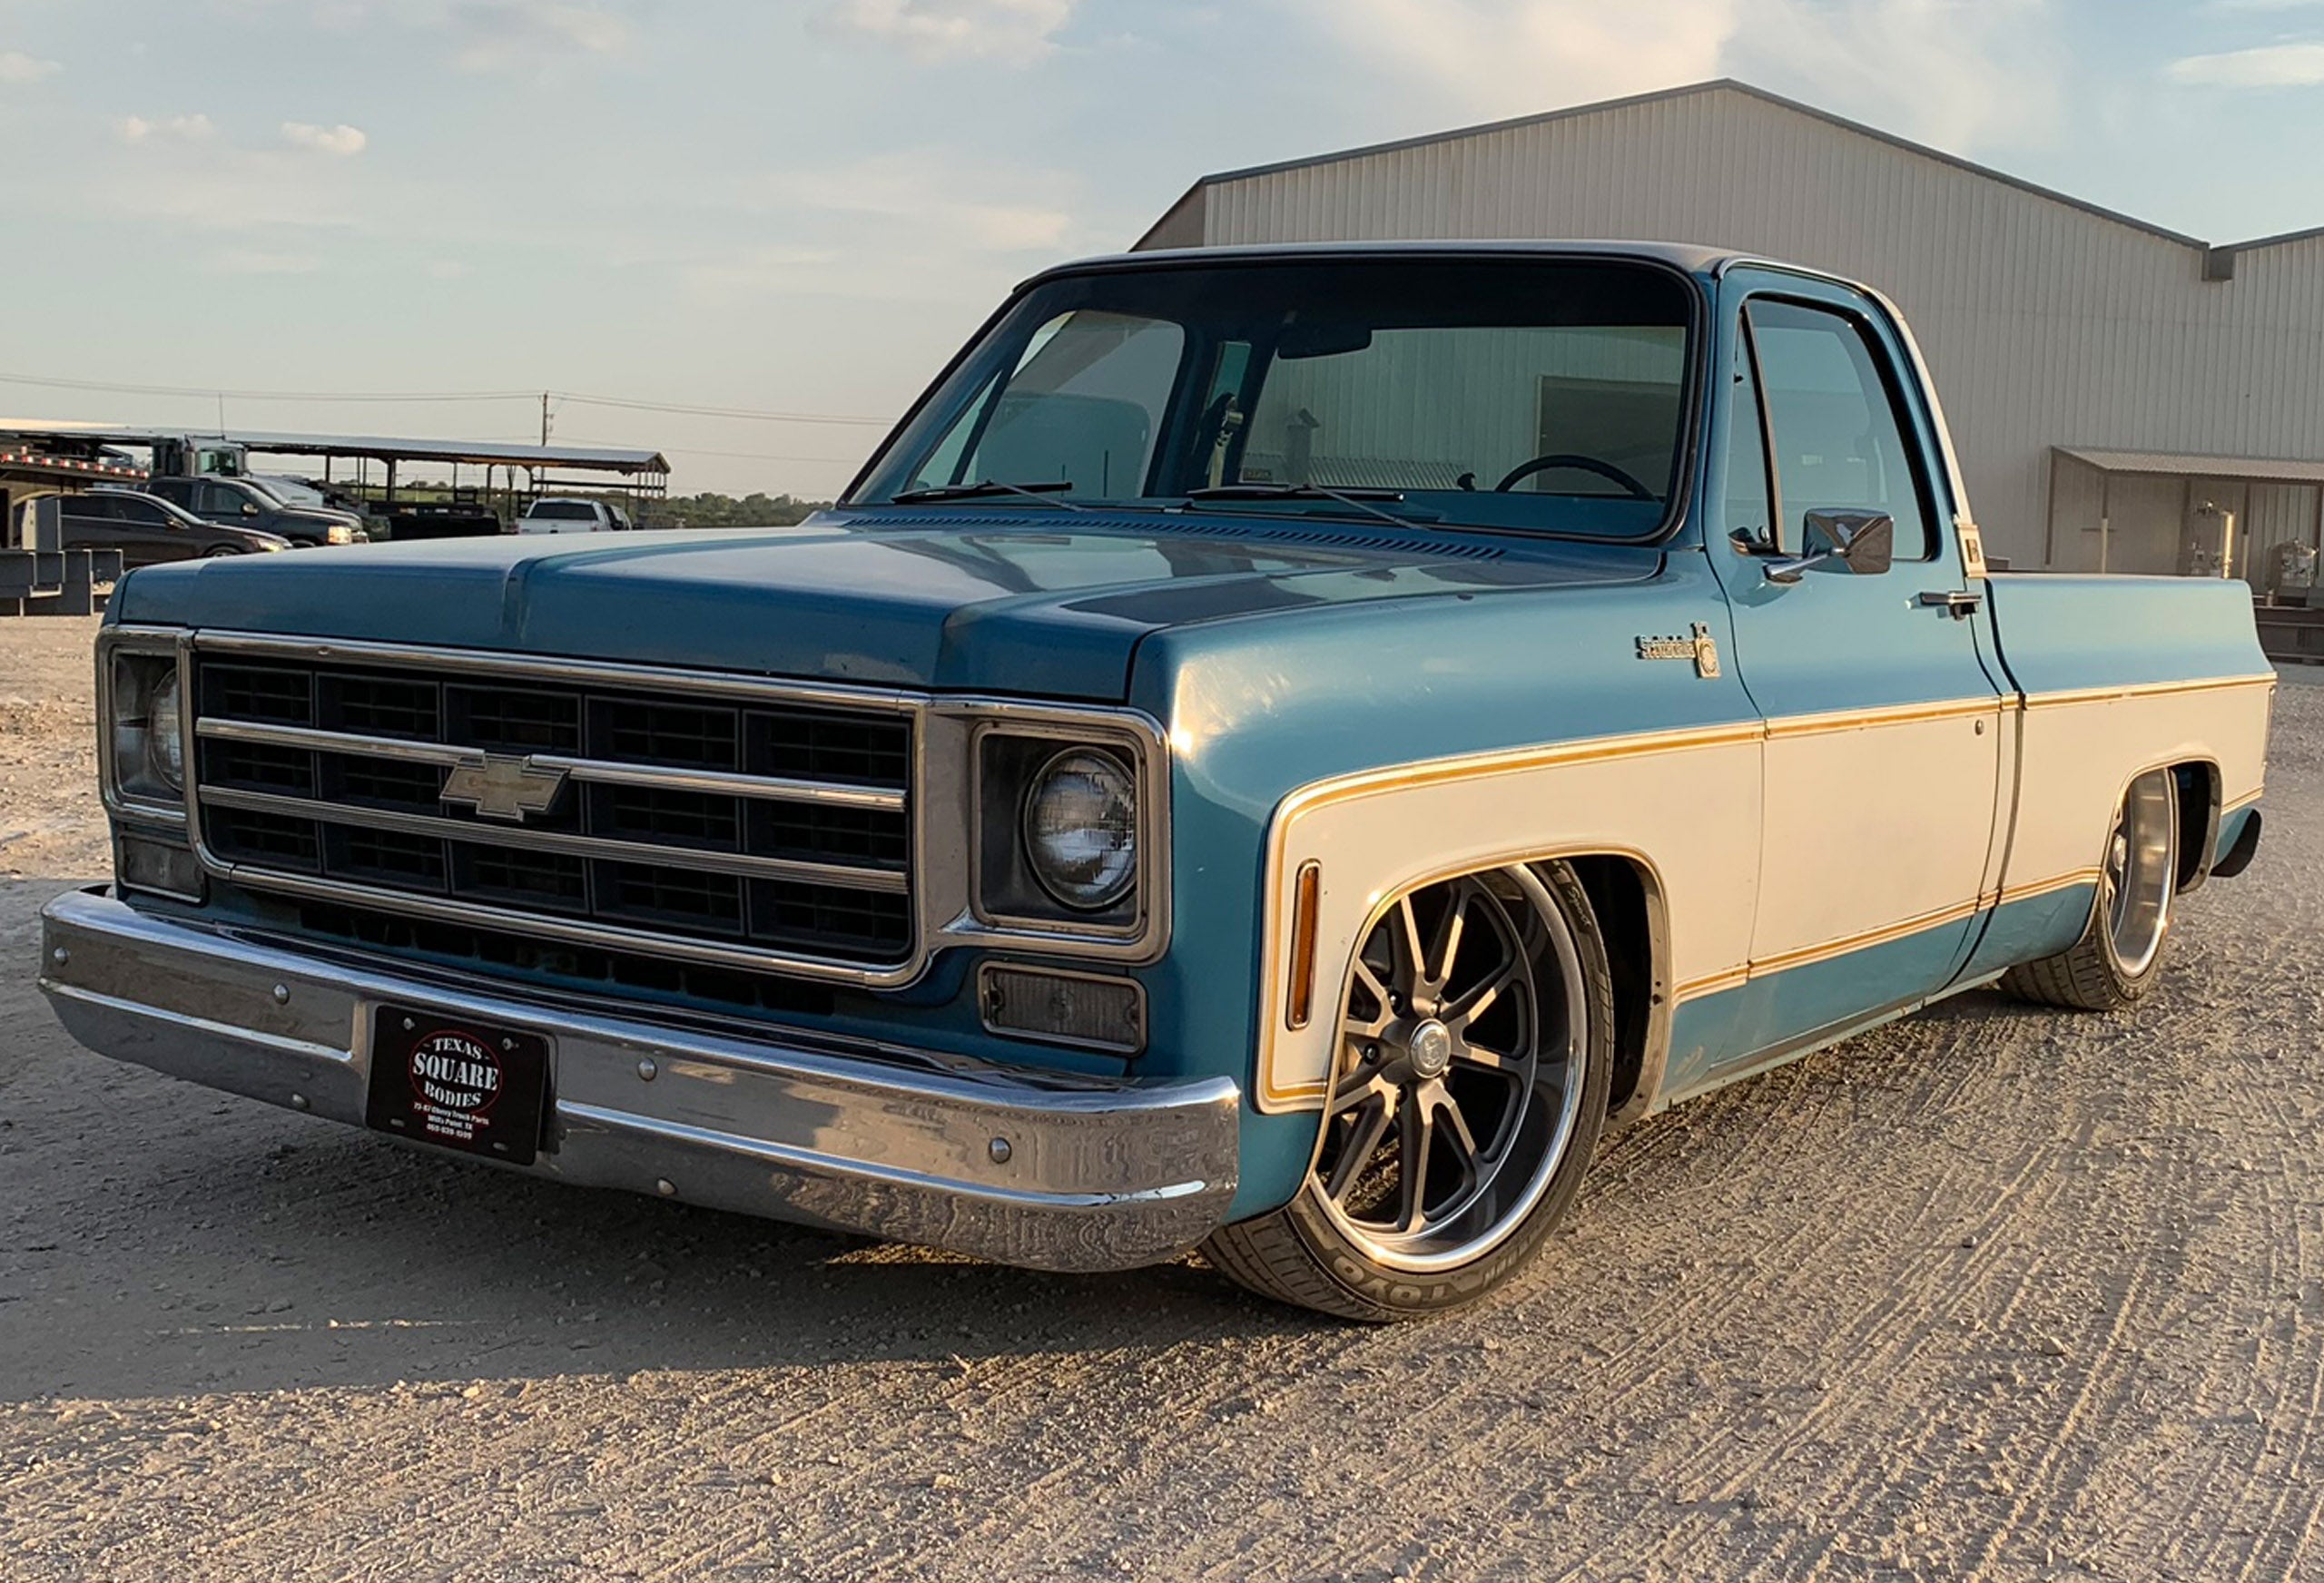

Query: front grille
left=192, top=650, right=917, bottom=973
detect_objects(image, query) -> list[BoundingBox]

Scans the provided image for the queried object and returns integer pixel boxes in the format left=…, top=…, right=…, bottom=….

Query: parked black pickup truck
left=141, top=475, right=359, bottom=548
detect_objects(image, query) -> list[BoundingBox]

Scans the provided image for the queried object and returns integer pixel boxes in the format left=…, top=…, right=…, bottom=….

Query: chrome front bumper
left=36, top=889, right=1241, bottom=1273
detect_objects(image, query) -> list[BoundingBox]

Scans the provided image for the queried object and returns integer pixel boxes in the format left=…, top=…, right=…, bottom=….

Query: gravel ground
left=4, top=615, right=2323, bottom=1581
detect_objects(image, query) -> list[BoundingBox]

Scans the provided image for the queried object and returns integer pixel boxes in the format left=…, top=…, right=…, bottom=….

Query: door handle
left=1918, top=589, right=1983, bottom=619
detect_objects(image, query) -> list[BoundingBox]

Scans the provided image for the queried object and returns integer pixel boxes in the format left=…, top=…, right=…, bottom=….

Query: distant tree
left=643, top=491, right=834, bottom=529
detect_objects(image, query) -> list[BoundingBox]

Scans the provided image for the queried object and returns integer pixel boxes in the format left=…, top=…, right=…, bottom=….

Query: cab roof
left=1020, top=239, right=1809, bottom=290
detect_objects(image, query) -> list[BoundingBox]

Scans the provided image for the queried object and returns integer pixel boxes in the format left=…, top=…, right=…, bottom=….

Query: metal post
left=2099, top=473, right=2112, bottom=576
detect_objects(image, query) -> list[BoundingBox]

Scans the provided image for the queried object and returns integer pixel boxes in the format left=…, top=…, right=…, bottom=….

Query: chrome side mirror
left=1764, top=510, right=1894, bottom=585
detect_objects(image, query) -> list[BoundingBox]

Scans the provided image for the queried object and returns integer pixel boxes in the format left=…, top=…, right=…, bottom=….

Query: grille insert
left=192, top=653, right=917, bottom=973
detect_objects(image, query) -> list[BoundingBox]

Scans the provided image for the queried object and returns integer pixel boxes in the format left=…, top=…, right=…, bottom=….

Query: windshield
left=852, top=257, right=1697, bottom=538
left=254, top=475, right=326, bottom=508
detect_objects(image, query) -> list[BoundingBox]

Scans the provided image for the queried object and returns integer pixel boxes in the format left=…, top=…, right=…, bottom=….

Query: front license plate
left=365, top=1008, right=550, bottom=1166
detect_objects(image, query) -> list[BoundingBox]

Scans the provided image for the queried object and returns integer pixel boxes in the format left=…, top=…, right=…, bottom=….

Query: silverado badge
left=439, top=753, right=570, bottom=822
left=1635, top=622, right=1721, bottom=679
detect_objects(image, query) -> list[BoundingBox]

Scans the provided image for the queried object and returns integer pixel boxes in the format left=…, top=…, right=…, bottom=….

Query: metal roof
left=1144, top=79, right=2307, bottom=258
left=2054, top=447, right=2324, bottom=485
left=0, top=420, right=667, bottom=474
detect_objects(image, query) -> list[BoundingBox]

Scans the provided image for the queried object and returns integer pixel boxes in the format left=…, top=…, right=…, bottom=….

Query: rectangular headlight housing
left=101, top=635, right=189, bottom=821
left=971, top=716, right=1165, bottom=944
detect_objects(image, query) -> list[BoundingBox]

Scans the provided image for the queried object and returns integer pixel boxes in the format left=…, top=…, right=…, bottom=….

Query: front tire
left=1204, top=861, right=1614, bottom=1322
left=2003, top=767, right=2180, bottom=1010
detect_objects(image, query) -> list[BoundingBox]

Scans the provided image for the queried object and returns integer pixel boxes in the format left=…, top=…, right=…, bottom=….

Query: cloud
left=1275, top=0, right=1737, bottom=123
left=2169, top=42, right=2324, bottom=86
left=117, top=113, right=217, bottom=143
left=758, top=151, right=1074, bottom=251
left=1725, top=0, right=2064, bottom=150
left=816, top=0, right=1078, bottom=64
left=0, top=50, right=61, bottom=84
left=213, top=0, right=631, bottom=74
left=211, top=249, right=323, bottom=275
left=281, top=121, right=369, bottom=155
left=443, top=0, right=631, bottom=73
left=1276, top=0, right=2063, bottom=152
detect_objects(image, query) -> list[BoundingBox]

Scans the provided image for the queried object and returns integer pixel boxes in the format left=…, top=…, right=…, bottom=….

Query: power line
left=557, top=437, right=864, bottom=467
left=556, top=393, right=891, bottom=426
left=0, top=369, right=895, bottom=427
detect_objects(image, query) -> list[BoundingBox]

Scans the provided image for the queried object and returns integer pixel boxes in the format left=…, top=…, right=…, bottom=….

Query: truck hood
left=111, top=509, right=1659, bottom=701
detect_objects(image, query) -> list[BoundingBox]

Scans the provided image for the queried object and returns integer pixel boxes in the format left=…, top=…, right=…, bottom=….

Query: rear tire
left=2003, top=767, right=2180, bottom=1011
left=1204, top=860, right=1614, bottom=1322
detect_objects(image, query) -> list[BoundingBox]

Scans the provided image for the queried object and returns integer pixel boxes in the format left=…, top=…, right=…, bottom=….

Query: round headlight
left=1022, top=749, right=1137, bottom=911
left=150, top=669, right=184, bottom=792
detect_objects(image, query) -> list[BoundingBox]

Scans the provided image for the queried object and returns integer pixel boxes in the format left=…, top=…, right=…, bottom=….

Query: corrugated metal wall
left=1184, top=86, right=2324, bottom=569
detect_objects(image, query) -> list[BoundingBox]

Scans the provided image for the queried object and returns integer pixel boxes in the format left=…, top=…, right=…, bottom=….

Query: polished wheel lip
left=2104, top=770, right=2176, bottom=979
left=1311, top=866, right=1589, bottom=1276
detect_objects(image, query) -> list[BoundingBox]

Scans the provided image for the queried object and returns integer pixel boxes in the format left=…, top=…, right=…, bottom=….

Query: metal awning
left=2053, top=447, right=2324, bottom=486
left=0, top=420, right=667, bottom=476
left=218, top=430, right=669, bottom=474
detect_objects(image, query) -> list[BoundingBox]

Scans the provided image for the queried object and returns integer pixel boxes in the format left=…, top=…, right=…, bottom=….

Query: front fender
left=1128, top=553, right=1760, bottom=1218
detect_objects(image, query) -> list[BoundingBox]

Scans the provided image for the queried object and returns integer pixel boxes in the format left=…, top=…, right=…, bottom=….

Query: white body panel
left=2001, top=676, right=2274, bottom=898
left=1749, top=699, right=2003, bottom=977
left=1254, top=676, right=2276, bottom=1114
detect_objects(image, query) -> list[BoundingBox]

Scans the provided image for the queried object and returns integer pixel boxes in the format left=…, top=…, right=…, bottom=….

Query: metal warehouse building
left=1137, top=80, right=2324, bottom=581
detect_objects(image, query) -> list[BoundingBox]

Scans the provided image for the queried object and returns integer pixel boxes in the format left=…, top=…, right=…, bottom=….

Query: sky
left=1, top=0, right=2322, bottom=498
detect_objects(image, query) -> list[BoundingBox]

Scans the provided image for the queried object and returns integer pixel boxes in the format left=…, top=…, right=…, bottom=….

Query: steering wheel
left=1493, top=453, right=1653, bottom=499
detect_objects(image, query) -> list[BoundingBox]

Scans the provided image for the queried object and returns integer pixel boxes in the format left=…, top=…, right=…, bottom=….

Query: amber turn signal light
left=1286, top=861, right=1322, bottom=1030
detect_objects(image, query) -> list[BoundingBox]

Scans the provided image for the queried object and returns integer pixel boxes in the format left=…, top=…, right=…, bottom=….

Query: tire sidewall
left=1280, top=861, right=1616, bottom=1319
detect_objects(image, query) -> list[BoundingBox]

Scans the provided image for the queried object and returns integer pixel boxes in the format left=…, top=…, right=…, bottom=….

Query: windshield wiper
left=1180, top=482, right=1425, bottom=530
left=890, top=479, right=1087, bottom=512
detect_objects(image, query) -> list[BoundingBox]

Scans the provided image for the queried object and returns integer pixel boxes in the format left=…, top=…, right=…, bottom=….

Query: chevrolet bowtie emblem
left=439, top=753, right=570, bottom=822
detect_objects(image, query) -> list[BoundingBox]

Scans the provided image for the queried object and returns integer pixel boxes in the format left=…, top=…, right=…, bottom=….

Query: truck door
left=1708, top=271, right=2005, bottom=1057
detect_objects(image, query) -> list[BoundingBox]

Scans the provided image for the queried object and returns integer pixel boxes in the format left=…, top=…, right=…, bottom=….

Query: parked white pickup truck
left=517, top=497, right=634, bottom=534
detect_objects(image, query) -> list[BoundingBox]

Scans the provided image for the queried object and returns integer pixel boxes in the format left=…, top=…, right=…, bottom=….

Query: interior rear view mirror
left=1275, top=322, right=1375, bottom=359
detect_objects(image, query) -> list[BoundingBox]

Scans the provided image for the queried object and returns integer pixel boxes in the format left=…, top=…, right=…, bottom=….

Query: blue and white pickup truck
left=41, top=243, right=2273, bottom=1320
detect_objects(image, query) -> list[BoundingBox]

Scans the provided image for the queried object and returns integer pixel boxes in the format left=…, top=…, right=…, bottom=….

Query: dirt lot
left=4, top=615, right=2322, bottom=1581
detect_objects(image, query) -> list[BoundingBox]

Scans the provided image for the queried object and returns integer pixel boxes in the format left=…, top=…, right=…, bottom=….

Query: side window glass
left=1722, top=325, right=1774, bottom=547
left=1745, top=299, right=1933, bottom=562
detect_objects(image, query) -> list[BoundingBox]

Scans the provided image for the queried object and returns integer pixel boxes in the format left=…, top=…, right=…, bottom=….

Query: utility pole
left=539, top=392, right=550, bottom=447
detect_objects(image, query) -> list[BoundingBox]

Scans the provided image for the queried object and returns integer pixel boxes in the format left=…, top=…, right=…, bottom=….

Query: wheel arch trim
left=1257, top=836, right=1677, bottom=1117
